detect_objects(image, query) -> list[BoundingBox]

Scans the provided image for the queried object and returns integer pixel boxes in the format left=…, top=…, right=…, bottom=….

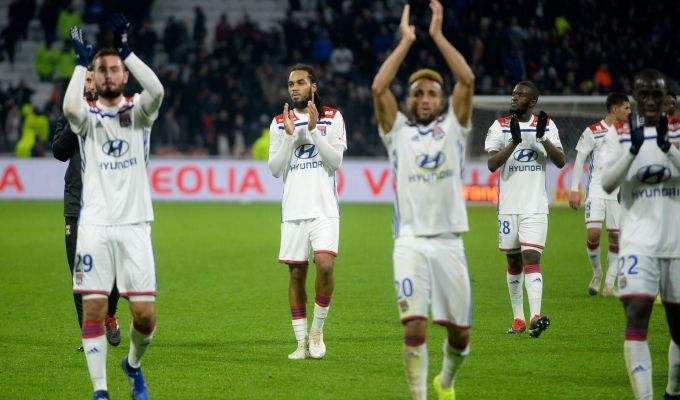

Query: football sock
left=439, top=338, right=469, bottom=388
left=605, top=244, right=619, bottom=287
left=507, top=264, right=524, bottom=320
left=667, top=340, right=680, bottom=396
left=624, top=328, right=653, bottom=399
left=290, top=305, right=307, bottom=343
left=403, top=335, right=427, bottom=400
left=311, top=294, right=331, bottom=332
left=586, top=240, right=602, bottom=274
left=82, top=320, right=107, bottom=392
left=127, top=320, right=156, bottom=369
left=524, top=264, right=543, bottom=317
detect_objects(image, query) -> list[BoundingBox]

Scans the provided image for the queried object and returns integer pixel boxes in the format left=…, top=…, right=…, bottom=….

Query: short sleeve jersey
left=484, top=115, right=562, bottom=214
left=268, top=106, right=347, bottom=221
left=575, top=119, right=618, bottom=200
left=603, top=117, right=680, bottom=257
left=72, top=94, right=156, bottom=225
left=380, top=102, right=470, bottom=237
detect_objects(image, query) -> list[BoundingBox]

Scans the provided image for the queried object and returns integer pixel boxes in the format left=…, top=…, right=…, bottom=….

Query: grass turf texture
left=0, top=201, right=670, bottom=399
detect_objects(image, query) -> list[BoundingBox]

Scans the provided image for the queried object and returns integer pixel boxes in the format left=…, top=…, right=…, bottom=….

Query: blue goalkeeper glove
left=69, top=26, right=92, bottom=67
left=656, top=113, right=670, bottom=153
left=628, top=113, right=645, bottom=156
left=110, top=13, right=132, bottom=59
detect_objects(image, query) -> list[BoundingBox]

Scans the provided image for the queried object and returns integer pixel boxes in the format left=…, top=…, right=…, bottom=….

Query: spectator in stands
left=329, top=41, right=353, bottom=77
left=39, top=0, right=59, bottom=45
left=251, top=125, right=269, bottom=161
left=214, top=14, right=231, bottom=44
left=311, top=28, right=333, bottom=65
left=135, top=20, right=158, bottom=66
left=15, top=103, right=49, bottom=158
left=57, top=4, right=81, bottom=41
left=594, top=63, right=612, bottom=92
left=35, top=42, right=60, bottom=82
left=193, top=6, right=206, bottom=48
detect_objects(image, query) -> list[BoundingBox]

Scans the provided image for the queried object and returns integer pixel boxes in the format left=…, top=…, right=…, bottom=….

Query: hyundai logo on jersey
left=102, top=139, right=130, bottom=158
left=636, top=164, right=671, bottom=184
left=513, top=149, right=538, bottom=162
left=416, top=151, right=446, bottom=170
left=295, top=144, right=318, bottom=159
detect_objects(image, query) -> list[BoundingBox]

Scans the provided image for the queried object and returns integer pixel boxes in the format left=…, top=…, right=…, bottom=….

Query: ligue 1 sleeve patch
left=119, top=111, right=131, bottom=128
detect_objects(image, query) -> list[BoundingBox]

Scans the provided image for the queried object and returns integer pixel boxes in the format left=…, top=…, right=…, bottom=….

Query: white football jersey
left=269, top=106, right=347, bottom=221
left=485, top=115, right=562, bottom=214
left=603, top=118, right=680, bottom=257
left=73, top=95, right=155, bottom=225
left=380, top=102, right=470, bottom=237
left=575, top=119, right=618, bottom=200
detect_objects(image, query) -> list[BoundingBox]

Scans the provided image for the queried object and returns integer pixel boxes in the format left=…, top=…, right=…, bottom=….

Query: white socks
left=507, top=268, right=524, bottom=320
left=624, top=338, right=653, bottom=400
left=128, top=322, right=156, bottom=369
left=439, top=340, right=469, bottom=388
left=403, top=343, right=428, bottom=400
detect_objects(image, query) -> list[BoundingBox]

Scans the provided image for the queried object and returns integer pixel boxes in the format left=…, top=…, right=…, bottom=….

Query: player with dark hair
left=52, top=63, right=122, bottom=352
left=268, top=63, right=347, bottom=360
left=602, top=68, right=680, bottom=400
left=485, top=80, right=566, bottom=338
left=569, top=92, right=631, bottom=296
left=64, top=14, right=163, bottom=400
left=372, top=1, right=475, bottom=398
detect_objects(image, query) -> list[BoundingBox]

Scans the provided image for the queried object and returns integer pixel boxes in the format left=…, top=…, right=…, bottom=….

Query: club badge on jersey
left=119, top=111, right=131, bottom=128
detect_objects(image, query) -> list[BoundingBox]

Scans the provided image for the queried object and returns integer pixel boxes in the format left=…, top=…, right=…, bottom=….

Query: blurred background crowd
left=0, top=0, right=678, bottom=158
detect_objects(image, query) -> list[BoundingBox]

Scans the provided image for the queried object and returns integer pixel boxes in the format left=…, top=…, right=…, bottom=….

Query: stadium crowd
left=0, top=0, right=678, bottom=157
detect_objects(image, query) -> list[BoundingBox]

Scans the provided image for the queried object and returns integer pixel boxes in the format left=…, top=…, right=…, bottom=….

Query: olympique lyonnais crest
left=432, top=126, right=445, bottom=140
left=399, top=299, right=409, bottom=312
left=318, top=125, right=327, bottom=136
left=119, top=111, right=131, bottom=128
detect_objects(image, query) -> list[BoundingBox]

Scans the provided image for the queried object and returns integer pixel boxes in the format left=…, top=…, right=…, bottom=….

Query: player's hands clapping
left=110, top=13, right=132, bottom=59
left=510, top=114, right=521, bottom=145
left=399, top=4, right=416, bottom=43
left=628, top=113, right=645, bottom=155
left=536, top=110, right=548, bottom=142
left=69, top=27, right=92, bottom=67
left=307, top=92, right=318, bottom=131
left=428, top=0, right=444, bottom=39
left=282, top=103, right=295, bottom=136
left=656, top=113, right=670, bottom=153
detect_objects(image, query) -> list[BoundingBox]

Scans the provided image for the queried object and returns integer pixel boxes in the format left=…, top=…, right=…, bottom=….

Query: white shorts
left=585, top=197, right=621, bottom=231
left=498, top=214, right=547, bottom=254
left=618, top=254, right=680, bottom=304
left=73, top=223, right=157, bottom=297
left=393, top=235, right=472, bottom=328
left=278, top=217, right=339, bottom=264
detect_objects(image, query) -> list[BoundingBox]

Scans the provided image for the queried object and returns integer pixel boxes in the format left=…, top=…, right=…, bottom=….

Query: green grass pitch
left=0, top=201, right=671, bottom=399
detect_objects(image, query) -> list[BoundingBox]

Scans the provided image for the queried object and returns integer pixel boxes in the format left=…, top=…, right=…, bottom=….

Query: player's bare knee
left=446, top=326, right=471, bottom=348
left=587, top=228, right=601, bottom=243
left=608, top=232, right=619, bottom=246
left=83, top=298, right=108, bottom=321
left=624, top=299, right=653, bottom=327
left=288, top=265, right=308, bottom=283
left=522, top=250, right=541, bottom=265
left=404, top=319, right=427, bottom=337
left=506, top=253, right=522, bottom=270
left=130, top=302, right=156, bottom=326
